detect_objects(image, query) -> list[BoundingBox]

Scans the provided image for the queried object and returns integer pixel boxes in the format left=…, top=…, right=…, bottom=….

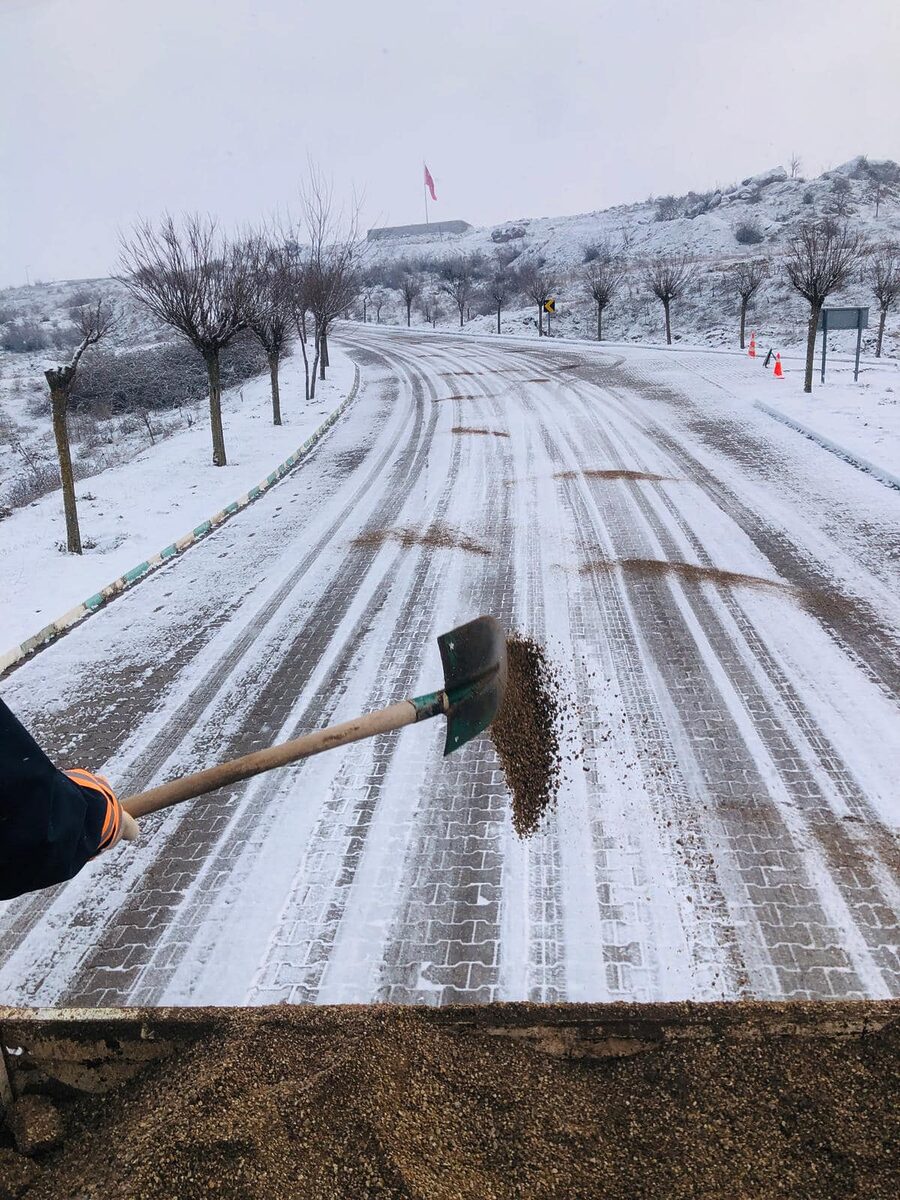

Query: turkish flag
left=424, top=163, right=437, bottom=202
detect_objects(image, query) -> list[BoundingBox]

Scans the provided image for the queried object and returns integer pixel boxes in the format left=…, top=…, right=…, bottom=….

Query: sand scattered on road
left=555, top=468, right=669, bottom=482
left=353, top=523, right=491, bottom=557
left=490, top=634, right=563, bottom=837
left=451, top=426, right=510, bottom=438
left=579, top=556, right=851, bottom=615
left=435, top=393, right=502, bottom=402
left=22, top=1005, right=900, bottom=1200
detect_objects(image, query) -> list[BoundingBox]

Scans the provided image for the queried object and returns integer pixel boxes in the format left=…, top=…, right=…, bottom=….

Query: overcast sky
left=1, top=0, right=898, bottom=285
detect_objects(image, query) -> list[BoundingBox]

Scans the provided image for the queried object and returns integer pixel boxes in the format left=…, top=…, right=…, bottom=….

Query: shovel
left=124, top=615, right=507, bottom=819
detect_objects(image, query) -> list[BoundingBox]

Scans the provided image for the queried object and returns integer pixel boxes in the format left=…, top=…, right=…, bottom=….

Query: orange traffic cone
left=773, top=353, right=784, bottom=379
left=748, top=332, right=756, bottom=358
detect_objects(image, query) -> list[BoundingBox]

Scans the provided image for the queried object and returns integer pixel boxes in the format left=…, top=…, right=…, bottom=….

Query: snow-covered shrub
left=2, top=321, right=48, bottom=352
left=734, top=220, right=764, bottom=245
left=71, top=332, right=267, bottom=417
left=3, top=460, right=59, bottom=508
left=655, top=195, right=680, bottom=221
left=491, top=225, right=525, bottom=243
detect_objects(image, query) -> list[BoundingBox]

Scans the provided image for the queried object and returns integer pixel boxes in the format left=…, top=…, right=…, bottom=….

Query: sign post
left=816, top=306, right=868, bottom=384
left=544, top=297, right=556, bottom=338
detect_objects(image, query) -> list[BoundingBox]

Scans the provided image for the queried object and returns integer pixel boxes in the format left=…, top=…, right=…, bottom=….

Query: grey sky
left=1, top=0, right=898, bottom=285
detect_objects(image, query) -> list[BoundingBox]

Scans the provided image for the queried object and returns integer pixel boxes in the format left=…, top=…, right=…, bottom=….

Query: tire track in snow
left=587, top=397, right=900, bottom=995
left=541, top=364, right=892, bottom=997
left=57, top=339, right=444, bottom=1005
left=0, top=341, right=429, bottom=1004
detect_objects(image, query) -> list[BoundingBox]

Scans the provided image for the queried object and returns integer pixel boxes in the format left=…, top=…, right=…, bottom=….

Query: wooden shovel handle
left=123, top=699, right=418, bottom=819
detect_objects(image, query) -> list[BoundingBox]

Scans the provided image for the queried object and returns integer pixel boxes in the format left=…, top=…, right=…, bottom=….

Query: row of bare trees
left=46, top=171, right=363, bottom=553
left=38, top=209, right=900, bottom=555
left=375, top=227, right=899, bottom=397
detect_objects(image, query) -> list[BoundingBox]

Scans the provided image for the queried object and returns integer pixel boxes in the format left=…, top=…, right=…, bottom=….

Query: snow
left=0, top=349, right=355, bottom=651
left=0, top=328, right=897, bottom=1007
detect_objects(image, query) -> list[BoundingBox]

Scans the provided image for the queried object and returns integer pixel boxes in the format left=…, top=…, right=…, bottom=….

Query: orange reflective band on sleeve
left=64, top=768, right=122, bottom=853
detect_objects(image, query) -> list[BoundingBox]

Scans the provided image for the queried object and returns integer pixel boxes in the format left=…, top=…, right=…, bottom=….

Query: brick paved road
left=0, top=328, right=897, bottom=1005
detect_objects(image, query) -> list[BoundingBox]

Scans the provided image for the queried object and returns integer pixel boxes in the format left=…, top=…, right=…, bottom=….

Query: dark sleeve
left=0, top=698, right=108, bottom=901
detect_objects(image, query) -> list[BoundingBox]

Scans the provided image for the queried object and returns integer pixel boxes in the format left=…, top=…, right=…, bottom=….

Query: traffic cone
left=748, top=332, right=756, bottom=358
left=773, top=352, right=784, bottom=379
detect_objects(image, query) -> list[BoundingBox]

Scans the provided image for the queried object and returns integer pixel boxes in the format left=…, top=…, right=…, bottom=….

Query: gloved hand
left=64, top=769, right=140, bottom=853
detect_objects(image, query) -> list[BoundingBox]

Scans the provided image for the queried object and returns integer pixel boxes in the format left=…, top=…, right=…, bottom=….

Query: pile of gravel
left=14, top=1004, right=899, bottom=1200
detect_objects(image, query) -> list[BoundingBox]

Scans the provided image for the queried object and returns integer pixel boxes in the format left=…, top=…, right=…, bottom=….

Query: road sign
left=543, top=298, right=556, bottom=313
left=816, top=307, right=868, bottom=332
left=817, top=306, right=868, bottom=383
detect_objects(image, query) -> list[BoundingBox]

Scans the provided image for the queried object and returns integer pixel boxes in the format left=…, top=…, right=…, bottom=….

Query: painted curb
left=0, top=366, right=361, bottom=678
left=754, top=399, right=900, bottom=492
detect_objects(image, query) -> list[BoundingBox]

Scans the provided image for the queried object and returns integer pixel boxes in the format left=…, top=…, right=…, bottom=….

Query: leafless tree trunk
left=44, top=300, right=114, bottom=554
left=644, top=254, right=697, bottom=345
left=244, top=234, right=293, bottom=426
left=202, top=350, right=227, bottom=463
left=120, top=214, right=251, bottom=464
left=300, top=164, right=363, bottom=396
left=732, top=259, right=769, bottom=349
left=268, top=352, right=282, bottom=424
left=519, top=263, right=557, bottom=337
left=399, top=273, right=422, bottom=327
left=867, top=245, right=899, bottom=357
left=486, top=262, right=516, bottom=335
left=438, top=256, right=475, bottom=328
left=583, top=250, right=624, bottom=342
left=785, top=221, right=863, bottom=391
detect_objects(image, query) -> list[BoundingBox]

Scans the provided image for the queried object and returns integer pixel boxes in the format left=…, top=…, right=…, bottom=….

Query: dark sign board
left=816, top=307, right=869, bottom=382
left=817, top=307, right=869, bottom=331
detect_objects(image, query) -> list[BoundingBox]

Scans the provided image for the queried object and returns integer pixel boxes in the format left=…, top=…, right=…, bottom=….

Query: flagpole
left=423, top=160, right=429, bottom=226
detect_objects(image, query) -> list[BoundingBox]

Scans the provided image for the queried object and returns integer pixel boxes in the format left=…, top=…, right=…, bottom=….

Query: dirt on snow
left=353, top=523, right=491, bottom=557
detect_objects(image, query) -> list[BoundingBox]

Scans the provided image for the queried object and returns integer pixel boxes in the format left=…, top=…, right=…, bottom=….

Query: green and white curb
left=0, top=367, right=360, bottom=679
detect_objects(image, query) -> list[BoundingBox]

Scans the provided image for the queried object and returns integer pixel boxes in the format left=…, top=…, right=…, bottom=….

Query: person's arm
left=0, top=698, right=137, bottom=901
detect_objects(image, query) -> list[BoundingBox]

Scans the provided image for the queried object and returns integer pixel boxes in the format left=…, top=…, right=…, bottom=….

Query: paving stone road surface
left=0, top=328, right=897, bottom=1006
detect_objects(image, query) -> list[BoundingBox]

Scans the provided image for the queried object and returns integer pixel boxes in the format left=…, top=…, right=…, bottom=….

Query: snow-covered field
left=0, top=327, right=896, bottom=1009
left=0, top=349, right=355, bottom=651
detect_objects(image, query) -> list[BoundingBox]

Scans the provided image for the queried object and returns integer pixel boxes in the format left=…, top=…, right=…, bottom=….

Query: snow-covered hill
left=363, top=156, right=900, bottom=352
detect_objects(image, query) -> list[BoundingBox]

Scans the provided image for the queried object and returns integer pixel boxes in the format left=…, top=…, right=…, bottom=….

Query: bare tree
left=371, top=286, right=387, bottom=324
left=399, top=272, right=422, bottom=327
left=244, top=235, right=293, bottom=425
left=438, top=256, right=475, bottom=327
left=784, top=220, right=863, bottom=392
left=283, top=243, right=314, bottom=402
left=829, top=176, right=855, bottom=217
left=732, top=259, right=769, bottom=349
left=789, top=153, right=803, bottom=180
left=867, top=244, right=900, bottom=358
left=300, top=167, right=362, bottom=398
left=485, top=263, right=517, bottom=334
left=419, top=289, right=442, bottom=328
left=120, top=214, right=250, bottom=465
left=45, top=300, right=114, bottom=553
left=865, top=176, right=899, bottom=219
left=644, top=254, right=696, bottom=345
left=519, top=262, right=557, bottom=336
left=583, top=247, right=624, bottom=341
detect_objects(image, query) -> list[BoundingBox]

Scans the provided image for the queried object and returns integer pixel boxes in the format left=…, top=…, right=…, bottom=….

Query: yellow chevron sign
left=544, top=298, right=556, bottom=313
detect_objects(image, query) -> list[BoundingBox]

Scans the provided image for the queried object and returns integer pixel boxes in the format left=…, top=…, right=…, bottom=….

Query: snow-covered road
left=1, top=327, right=897, bottom=1006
